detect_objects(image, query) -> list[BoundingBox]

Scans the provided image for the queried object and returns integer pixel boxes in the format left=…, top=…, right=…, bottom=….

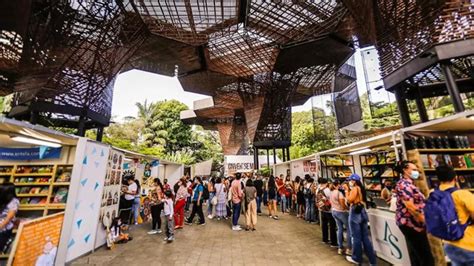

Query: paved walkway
left=72, top=209, right=390, bottom=266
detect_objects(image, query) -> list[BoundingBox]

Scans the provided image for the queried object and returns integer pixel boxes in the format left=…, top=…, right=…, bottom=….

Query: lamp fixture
left=349, top=148, right=372, bottom=155
left=11, top=136, right=61, bottom=148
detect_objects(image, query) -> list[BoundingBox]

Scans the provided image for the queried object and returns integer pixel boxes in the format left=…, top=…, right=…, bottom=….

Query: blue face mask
left=411, top=171, right=420, bottom=180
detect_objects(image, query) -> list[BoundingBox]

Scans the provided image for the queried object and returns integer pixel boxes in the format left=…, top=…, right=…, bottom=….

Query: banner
left=224, top=155, right=281, bottom=176
left=0, top=146, right=62, bottom=160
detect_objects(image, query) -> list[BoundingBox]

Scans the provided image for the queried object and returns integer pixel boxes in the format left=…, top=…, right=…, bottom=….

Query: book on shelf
left=451, top=155, right=468, bottom=169
left=420, top=154, right=430, bottom=169
left=51, top=187, right=68, bottom=203
left=15, top=165, right=54, bottom=174
left=381, top=168, right=395, bottom=177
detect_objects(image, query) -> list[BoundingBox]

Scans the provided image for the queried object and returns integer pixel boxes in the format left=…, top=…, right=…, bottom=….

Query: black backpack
left=202, top=185, right=210, bottom=200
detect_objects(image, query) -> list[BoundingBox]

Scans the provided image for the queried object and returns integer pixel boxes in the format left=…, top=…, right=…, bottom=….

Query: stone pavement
left=71, top=209, right=391, bottom=266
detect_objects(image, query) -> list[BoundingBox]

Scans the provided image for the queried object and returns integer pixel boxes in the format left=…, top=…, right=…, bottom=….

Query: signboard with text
left=0, top=147, right=62, bottom=160
left=224, top=155, right=281, bottom=176
left=368, top=210, right=410, bottom=265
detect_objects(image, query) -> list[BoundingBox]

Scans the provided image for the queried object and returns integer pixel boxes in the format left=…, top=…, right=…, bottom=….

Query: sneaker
left=345, top=249, right=352, bottom=256
left=330, top=244, right=339, bottom=248
left=157, top=229, right=162, bottom=234
left=217, top=217, right=221, bottom=221
left=199, top=222, right=206, bottom=226
left=184, top=220, right=192, bottom=225
left=338, top=249, right=343, bottom=255
left=345, top=256, right=359, bottom=265
left=232, top=226, right=242, bottom=231
left=272, top=216, right=279, bottom=220
left=147, top=230, right=158, bottom=235
left=207, top=215, right=213, bottom=219
left=167, top=237, right=174, bottom=242
left=163, top=237, right=169, bottom=241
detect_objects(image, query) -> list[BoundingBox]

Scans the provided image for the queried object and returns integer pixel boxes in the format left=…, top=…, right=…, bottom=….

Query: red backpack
left=316, top=188, right=331, bottom=212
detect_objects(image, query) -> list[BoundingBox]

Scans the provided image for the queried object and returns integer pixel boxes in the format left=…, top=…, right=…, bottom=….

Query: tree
left=144, top=100, right=192, bottom=154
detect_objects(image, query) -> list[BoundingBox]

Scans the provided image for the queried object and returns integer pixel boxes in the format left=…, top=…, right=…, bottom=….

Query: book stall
left=0, top=117, right=182, bottom=265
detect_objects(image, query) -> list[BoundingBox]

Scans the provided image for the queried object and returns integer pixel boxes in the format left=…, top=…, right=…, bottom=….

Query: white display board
left=95, top=148, right=124, bottom=248
left=367, top=209, right=410, bottom=266
left=56, top=139, right=110, bottom=265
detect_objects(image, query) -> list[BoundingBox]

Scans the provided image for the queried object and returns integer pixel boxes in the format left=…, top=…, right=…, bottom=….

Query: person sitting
left=109, top=217, right=132, bottom=246
left=436, top=165, right=474, bottom=266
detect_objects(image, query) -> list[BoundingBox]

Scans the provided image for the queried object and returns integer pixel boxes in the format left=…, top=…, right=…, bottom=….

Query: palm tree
left=135, top=100, right=155, bottom=123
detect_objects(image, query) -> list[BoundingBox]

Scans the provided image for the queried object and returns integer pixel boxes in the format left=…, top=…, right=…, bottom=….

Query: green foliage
left=258, top=166, right=271, bottom=177
left=90, top=100, right=222, bottom=168
left=288, top=109, right=336, bottom=160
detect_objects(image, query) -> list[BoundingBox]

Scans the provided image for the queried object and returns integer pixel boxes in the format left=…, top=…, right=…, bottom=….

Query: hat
left=347, top=174, right=361, bottom=181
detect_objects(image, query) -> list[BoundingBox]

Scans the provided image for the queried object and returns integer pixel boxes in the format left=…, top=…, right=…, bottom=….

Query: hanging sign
left=0, top=147, right=62, bottom=160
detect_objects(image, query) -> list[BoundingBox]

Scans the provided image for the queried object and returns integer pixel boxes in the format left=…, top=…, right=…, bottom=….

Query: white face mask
left=410, top=170, right=420, bottom=180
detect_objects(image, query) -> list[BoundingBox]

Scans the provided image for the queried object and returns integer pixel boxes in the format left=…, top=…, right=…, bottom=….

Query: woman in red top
left=276, top=175, right=287, bottom=214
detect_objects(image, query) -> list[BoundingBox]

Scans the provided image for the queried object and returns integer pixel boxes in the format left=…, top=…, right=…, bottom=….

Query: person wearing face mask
left=380, top=179, right=393, bottom=204
left=394, top=160, right=434, bottom=266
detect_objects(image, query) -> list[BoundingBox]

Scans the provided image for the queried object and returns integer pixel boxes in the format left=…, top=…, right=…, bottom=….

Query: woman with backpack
left=317, top=178, right=337, bottom=247
left=185, top=176, right=206, bottom=225
left=148, top=178, right=164, bottom=235
left=266, top=175, right=279, bottom=220
left=345, top=174, right=377, bottom=265
left=394, top=161, right=434, bottom=266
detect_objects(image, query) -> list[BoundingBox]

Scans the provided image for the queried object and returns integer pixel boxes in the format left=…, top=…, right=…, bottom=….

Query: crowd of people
left=1, top=160, right=473, bottom=265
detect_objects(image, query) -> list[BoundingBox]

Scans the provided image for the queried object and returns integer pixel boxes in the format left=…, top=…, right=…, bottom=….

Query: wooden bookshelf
left=0, top=163, right=73, bottom=218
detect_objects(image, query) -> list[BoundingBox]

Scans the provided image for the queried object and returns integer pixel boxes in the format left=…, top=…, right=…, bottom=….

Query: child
left=163, top=190, right=175, bottom=242
left=110, top=217, right=132, bottom=246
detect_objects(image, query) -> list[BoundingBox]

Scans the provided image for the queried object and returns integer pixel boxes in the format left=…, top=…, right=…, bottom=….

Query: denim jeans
left=444, top=244, right=474, bottom=266
left=256, top=196, right=262, bottom=213
left=232, top=202, right=241, bottom=226
left=281, top=194, right=287, bottom=213
left=332, top=210, right=351, bottom=249
left=305, top=198, right=315, bottom=222
left=132, top=197, right=140, bottom=224
left=207, top=192, right=215, bottom=215
left=349, top=207, right=377, bottom=265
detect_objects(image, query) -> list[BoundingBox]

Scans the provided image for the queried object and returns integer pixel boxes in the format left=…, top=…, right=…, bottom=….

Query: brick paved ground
left=71, top=208, right=391, bottom=266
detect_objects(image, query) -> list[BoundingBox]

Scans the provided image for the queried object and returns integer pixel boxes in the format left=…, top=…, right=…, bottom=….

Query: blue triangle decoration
left=84, top=233, right=91, bottom=243
left=94, top=182, right=99, bottom=191
left=80, top=178, right=88, bottom=186
left=89, top=202, right=95, bottom=210
left=75, top=201, right=81, bottom=210
left=94, top=161, right=99, bottom=168
left=39, top=146, right=48, bottom=159
left=67, top=239, right=75, bottom=249
left=100, top=149, right=105, bottom=157
left=76, top=219, right=83, bottom=229
left=83, top=156, right=88, bottom=165
left=92, top=147, right=97, bottom=154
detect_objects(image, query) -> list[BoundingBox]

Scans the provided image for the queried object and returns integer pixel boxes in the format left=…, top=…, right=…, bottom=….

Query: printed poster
left=95, top=149, right=124, bottom=248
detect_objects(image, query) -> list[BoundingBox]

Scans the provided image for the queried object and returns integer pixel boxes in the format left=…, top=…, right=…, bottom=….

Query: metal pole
left=414, top=89, right=429, bottom=122
left=286, top=147, right=290, bottom=161
left=394, top=87, right=412, bottom=127
left=441, top=62, right=465, bottom=113
left=96, top=127, right=104, bottom=142
left=255, top=147, right=259, bottom=170
left=273, top=147, right=277, bottom=164
left=266, top=149, right=270, bottom=169
left=282, top=148, right=286, bottom=162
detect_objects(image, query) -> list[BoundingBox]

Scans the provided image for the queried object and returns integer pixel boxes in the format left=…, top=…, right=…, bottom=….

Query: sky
left=111, top=46, right=386, bottom=121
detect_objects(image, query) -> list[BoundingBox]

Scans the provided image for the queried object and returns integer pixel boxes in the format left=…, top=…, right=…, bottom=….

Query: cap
left=348, top=174, right=361, bottom=181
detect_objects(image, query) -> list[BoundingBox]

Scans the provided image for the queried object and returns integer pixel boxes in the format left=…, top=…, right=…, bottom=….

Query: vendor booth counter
left=279, top=110, right=474, bottom=265
left=0, top=117, right=183, bottom=265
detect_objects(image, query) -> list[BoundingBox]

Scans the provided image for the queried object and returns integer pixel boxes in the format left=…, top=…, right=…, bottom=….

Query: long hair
left=268, top=175, right=276, bottom=189
left=153, top=178, right=163, bottom=190
left=0, top=183, right=17, bottom=211
left=355, top=180, right=368, bottom=203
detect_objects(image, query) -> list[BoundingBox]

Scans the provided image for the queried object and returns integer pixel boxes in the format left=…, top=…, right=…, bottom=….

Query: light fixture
left=11, top=136, right=61, bottom=148
left=349, top=146, right=370, bottom=152
left=390, top=144, right=402, bottom=148
left=349, top=148, right=372, bottom=155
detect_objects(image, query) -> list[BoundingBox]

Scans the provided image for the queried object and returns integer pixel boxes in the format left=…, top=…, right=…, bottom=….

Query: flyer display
left=99, top=149, right=124, bottom=227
